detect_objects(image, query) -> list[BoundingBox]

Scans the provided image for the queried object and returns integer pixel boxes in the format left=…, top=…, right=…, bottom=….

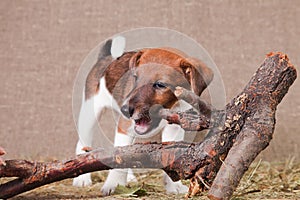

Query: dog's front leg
left=101, top=117, right=135, bottom=196
left=162, top=124, right=189, bottom=194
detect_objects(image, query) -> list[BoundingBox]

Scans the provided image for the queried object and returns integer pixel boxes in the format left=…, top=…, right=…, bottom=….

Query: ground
left=1, top=159, right=299, bottom=200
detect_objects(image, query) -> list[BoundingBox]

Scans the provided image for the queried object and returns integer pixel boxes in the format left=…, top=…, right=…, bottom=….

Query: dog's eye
left=133, top=74, right=138, bottom=81
left=153, top=81, right=167, bottom=89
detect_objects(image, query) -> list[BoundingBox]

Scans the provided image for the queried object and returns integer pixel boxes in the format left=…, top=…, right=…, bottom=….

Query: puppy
left=73, top=36, right=213, bottom=195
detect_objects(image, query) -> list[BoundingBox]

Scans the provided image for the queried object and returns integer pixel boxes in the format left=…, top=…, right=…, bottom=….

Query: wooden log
left=207, top=52, right=297, bottom=200
left=0, top=52, right=296, bottom=199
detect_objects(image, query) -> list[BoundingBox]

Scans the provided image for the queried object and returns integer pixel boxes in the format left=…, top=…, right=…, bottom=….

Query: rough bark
left=0, top=52, right=297, bottom=199
left=207, top=52, right=297, bottom=200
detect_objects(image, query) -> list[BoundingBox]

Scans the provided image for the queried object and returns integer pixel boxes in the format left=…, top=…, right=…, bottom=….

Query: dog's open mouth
left=133, top=114, right=161, bottom=135
left=134, top=115, right=152, bottom=135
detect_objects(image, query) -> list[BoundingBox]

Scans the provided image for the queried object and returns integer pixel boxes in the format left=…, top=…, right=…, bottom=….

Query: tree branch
left=174, top=86, right=213, bottom=117
left=0, top=52, right=297, bottom=199
left=207, top=52, right=297, bottom=200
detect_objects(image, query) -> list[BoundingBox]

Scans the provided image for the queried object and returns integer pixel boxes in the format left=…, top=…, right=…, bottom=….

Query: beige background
left=0, top=0, right=299, bottom=161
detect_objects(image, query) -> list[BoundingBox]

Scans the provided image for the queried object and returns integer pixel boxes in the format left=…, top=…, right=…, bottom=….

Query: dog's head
left=115, top=48, right=213, bottom=135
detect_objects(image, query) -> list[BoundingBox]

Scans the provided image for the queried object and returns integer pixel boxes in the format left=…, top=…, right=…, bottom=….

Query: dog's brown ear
left=129, top=51, right=143, bottom=69
left=180, top=58, right=214, bottom=96
left=104, top=51, right=143, bottom=93
left=106, top=51, right=143, bottom=77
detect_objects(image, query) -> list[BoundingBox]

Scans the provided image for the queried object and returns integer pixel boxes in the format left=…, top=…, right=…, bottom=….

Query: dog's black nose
left=121, top=104, right=134, bottom=118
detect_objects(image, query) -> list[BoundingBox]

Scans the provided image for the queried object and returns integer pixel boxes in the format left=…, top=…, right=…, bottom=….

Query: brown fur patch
left=85, top=56, right=113, bottom=100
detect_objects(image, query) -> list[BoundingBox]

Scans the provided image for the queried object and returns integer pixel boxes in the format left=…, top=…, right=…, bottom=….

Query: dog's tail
left=98, top=36, right=126, bottom=60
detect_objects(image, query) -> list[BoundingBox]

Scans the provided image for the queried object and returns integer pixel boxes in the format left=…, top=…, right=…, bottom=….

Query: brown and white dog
left=73, top=36, right=213, bottom=195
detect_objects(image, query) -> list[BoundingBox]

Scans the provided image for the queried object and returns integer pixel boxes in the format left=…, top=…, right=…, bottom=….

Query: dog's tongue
left=134, top=118, right=151, bottom=135
left=135, top=124, right=150, bottom=135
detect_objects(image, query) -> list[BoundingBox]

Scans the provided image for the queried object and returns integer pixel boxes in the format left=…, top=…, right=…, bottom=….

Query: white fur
left=76, top=77, right=119, bottom=149
left=111, top=36, right=126, bottom=59
left=101, top=169, right=128, bottom=195
left=73, top=90, right=99, bottom=187
left=113, top=131, right=134, bottom=147
left=163, top=172, right=189, bottom=194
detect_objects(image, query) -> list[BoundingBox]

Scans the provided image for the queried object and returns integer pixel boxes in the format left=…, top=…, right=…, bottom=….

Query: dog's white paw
left=127, top=168, right=137, bottom=182
left=165, top=180, right=189, bottom=194
left=163, top=172, right=188, bottom=194
left=73, top=173, right=92, bottom=187
left=101, top=180, right=120, bottom=196
left=101, top=169, right=127, bottom=196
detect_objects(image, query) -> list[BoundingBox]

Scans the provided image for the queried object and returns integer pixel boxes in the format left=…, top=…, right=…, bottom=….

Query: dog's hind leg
left=73, top=36, right=127, bottom=188
left=73, top=88, right=105, bottom=187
